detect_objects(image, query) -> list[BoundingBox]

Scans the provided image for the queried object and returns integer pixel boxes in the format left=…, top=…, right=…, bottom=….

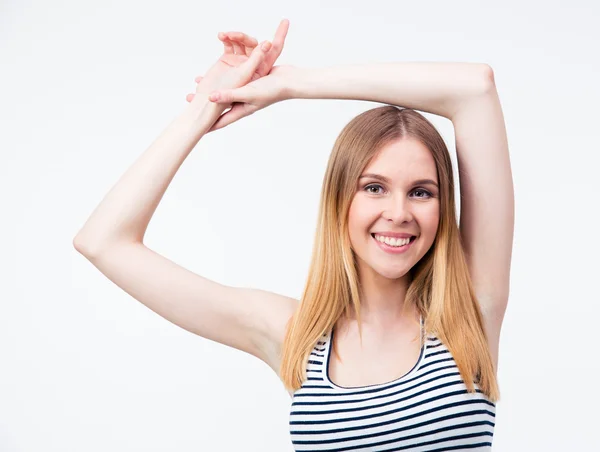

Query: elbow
left=73, top=234, right=138, bottom=257
left=73, top=235, right=93, bottom=255
left=479, top=64, right=496, bottom=92
left=73, top=234, right=104, bottom=257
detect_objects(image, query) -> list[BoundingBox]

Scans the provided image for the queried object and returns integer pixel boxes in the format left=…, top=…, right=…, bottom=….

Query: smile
left=371, top=233, right=417, bottom=254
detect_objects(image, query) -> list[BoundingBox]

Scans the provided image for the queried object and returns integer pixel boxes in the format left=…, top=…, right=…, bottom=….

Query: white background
left=1, top=0, right=599, bottom=451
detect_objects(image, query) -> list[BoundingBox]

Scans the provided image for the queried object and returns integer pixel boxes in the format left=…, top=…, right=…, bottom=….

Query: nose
left=383, top=195, right=414, bottom=225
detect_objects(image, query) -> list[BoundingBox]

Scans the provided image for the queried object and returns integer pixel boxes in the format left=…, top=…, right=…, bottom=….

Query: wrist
left=187, top=95, right=227, bottom=129
left=281, top=65, right=309, bottom=100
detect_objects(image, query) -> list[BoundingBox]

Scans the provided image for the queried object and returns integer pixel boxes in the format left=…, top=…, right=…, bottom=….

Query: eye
left=364, top=184, right=384, bottom=194
left=412, top=188, right=432, bottom=198
left=363, top=184, right=433, bottom=198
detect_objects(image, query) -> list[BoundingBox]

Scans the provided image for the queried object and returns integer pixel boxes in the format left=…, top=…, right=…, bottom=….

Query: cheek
left=421, top=209, right=441, bottom=244
left=426, top=211, right=440, bottom=231
left=348, top=200, right=373, bottom=228
left=347, top=205, right=376, bottom=251
left=420, top=201, right=440, bottom=225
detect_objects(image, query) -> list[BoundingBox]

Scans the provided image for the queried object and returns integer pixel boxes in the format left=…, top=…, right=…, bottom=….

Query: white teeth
left=374, top=234, right=411, bottom=247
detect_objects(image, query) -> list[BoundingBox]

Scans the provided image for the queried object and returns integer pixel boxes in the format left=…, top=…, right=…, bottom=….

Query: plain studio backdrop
left=1, top=1, right=599, bottom=451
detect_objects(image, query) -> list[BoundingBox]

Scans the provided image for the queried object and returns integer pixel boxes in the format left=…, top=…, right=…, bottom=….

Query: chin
left=372, top=265, right=412, bottom=281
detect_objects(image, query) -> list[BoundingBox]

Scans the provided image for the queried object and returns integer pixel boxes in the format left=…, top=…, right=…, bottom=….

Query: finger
left=208, top=87, right=240, bottom=104
left=218, top=32, right=235, bottom=54
left=225, top=34, right=245, bottom=55
left=223, top=32, right=258, bottom=57
left=254, top=60, right=271, bottom=77
left=242, top=40, right=271, bottom=78
left=186, top=93, right=195, bottom=102
left=244, top=41, right=258, bottom=57
left=194, top=75, right=203, bottom=83
left=272, top=19, right=290, bottom=55
left=210, top=108, right=234, bottom=131
left=210, top=111, right=232, bottom=131
left=209, top=84, right=255, bottom=104
left=212, top=103, right=250, bottom=131
left=262, top=19, right=289, bottom=73
left=223, top=32, right=258, bottom=48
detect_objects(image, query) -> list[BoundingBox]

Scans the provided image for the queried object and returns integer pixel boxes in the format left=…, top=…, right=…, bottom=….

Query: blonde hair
left=279, top=106, right=500, bottom=402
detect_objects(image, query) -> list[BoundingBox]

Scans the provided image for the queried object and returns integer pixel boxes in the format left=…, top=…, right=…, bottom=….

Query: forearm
left=74, top=98, right=221, bottom=253
left=287, top=62, right=493, bottom=120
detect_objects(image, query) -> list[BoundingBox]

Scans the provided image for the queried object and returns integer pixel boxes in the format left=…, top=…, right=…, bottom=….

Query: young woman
left=74, top=19, right=513, bottom=451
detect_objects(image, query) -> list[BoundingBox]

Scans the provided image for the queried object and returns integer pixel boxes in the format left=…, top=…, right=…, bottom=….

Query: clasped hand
left=187, top=19, right=294, bottom=132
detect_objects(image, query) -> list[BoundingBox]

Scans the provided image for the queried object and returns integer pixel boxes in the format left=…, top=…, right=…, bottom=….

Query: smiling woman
left=348, top=136, right=441, bottom=290
left=284, top=104, right=505, bottom=451
left=74, top=17, right=512, bottom=452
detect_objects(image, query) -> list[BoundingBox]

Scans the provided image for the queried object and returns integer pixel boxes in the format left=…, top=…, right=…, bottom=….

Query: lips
left=371, top=233, right=417, bottom=254
left=371, top=233, right=417, bottom=241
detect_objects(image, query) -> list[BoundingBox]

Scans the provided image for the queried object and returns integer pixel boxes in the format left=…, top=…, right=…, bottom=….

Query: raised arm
left=286, top=61, right=492, bottom=120
left=73, top=32, right=299, bottom=372
left=74, top=99, right=220, bottom=251
left=73, top=30, right=279, bottom=249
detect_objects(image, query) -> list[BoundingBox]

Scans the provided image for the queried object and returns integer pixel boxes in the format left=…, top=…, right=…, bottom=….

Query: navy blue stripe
left=291, top=396, right=494, bottom=425
left=292, top=421, right=494, bottom=447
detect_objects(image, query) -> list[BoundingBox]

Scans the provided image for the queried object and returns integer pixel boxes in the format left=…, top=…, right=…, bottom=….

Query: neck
left=345, top=270, right=417, bottom=327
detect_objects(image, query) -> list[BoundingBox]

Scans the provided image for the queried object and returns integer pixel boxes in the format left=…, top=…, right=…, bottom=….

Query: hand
left=187, top=19, right=290, bottom=132
left=206, top=64, right=296, bottom=130
left=190, top=37, right=272, bottom=131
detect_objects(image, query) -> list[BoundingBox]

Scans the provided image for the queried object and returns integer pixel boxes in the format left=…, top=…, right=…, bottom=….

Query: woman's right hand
left=191, top=37, right=272, bottom=128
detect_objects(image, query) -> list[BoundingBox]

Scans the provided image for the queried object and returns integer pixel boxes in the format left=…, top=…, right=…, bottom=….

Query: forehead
left=362, top=138, right=437, bottom=181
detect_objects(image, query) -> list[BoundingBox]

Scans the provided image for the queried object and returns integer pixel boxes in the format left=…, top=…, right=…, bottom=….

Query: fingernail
left=261, top=41, right=271, bottom=51
left=209, top=92, right=220, bottom=101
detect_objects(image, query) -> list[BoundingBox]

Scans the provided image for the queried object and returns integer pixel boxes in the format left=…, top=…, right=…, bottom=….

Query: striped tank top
left=289, top=315, right=496, bottom=451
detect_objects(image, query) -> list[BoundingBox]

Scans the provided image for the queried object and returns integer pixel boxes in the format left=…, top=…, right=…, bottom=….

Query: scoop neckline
left=323, top=314, right=426, bottom=391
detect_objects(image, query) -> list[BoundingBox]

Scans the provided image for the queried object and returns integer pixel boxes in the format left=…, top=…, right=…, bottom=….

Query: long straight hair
left=279, top=106, right=500, bottom=402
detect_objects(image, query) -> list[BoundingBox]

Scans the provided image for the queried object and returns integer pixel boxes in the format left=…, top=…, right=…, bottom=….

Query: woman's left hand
left=206, top=64, right=296, bottom=130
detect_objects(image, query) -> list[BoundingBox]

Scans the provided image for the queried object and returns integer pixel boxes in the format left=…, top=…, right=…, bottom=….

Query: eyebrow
left=359, top=173, right=439, bottom=188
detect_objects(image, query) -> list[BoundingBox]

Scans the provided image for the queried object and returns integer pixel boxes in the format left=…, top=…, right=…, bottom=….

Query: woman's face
left=348, top=138, right=441, bottom=280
